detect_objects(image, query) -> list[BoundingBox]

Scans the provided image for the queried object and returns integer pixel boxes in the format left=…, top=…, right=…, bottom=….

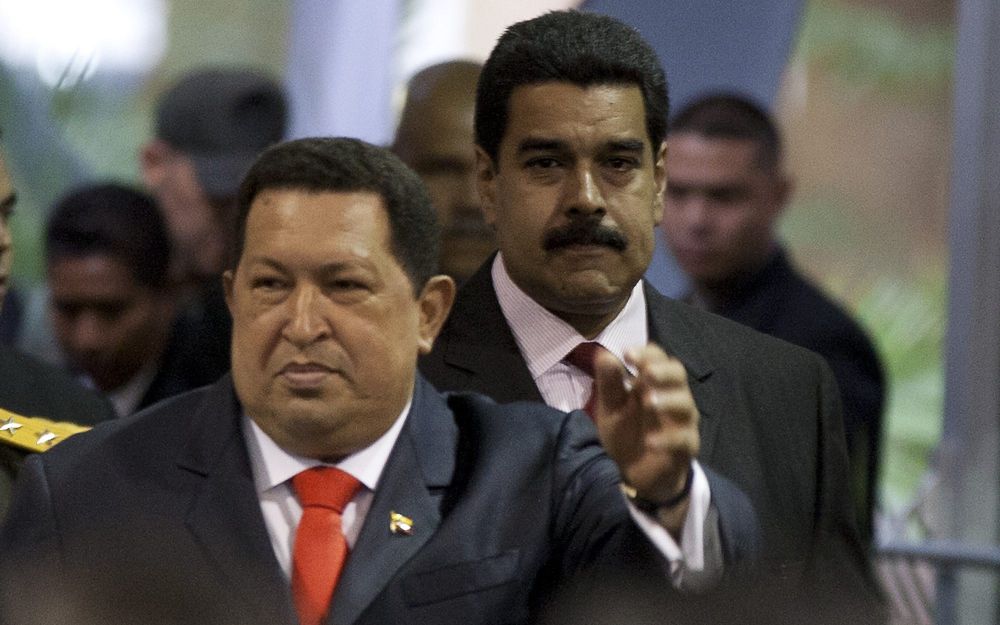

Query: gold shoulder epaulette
left=0, top=407, right=91, bottom=453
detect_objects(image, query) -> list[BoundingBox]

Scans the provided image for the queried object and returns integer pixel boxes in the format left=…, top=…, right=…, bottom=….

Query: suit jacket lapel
left=434, top=259, right=543, bottom=403
left=644, top=283, right=723, bottom=462
left=328, top=376, right=456, bottom=625
left=176, top=376, right=297, bottom=625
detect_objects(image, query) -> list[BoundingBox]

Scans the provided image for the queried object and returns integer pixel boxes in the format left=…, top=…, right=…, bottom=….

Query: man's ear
left=766, top=172, right=794, bottom=223
left=652, top=140, right=668, bottom=224
left=416, top=275, right=456, bottom=355
left=222, top=269, right=236, bottom=316
left=139, top=140, right=171, bottom=189
left=475, top=146, right=499, bottom=228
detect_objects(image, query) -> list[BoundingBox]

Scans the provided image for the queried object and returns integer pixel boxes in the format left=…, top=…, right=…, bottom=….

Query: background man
left=140, top=66, right=288, bottom=379
left=659, top=93, right=885, bottom=544
left=392, top=60, right=495, bottom=283
left=45, top=183, right=218, bottom=416
left=0, top=137, right=756, bottom=625
left=419, top=10, right=871, bottom=591
left=0, top=133, right=114, bottom=516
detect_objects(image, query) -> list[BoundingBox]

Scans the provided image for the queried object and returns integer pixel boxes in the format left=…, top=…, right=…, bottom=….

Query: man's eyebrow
left=516, top=138, right=569, bottom=154
left=604, top=138, right=645, bottom=153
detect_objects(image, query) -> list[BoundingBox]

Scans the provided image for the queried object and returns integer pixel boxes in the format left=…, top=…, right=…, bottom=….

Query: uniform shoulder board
left=0, top=407, right=91, bottom=453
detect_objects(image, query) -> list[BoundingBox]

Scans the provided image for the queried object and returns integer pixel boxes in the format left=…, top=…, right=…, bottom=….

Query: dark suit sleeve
left=547, top=412, right=760, bottom=585
left=543, top=411, right=672, bottom=594
left=702, top=465, right=762, bottom=566
left=811, top=359, right=876, bottom=590
left=0, top=453, right=62, bottom=587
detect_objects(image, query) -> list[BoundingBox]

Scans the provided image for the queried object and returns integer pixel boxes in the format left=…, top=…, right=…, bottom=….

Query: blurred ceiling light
left=0, top=0, right=167, bottom=89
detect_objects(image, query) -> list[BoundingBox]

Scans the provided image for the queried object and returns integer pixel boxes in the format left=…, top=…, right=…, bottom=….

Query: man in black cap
left=140, top=67, right=288, bottom=380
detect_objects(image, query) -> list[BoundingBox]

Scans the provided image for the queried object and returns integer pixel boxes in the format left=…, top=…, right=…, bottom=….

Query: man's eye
left=526, top=157, right=561, bottom=169
left=607, top=157, right=638, bottom=171
left=251, top=277, right=287, bottom=290
left=666, top=186, right=687, bottom=200
left=330, top=279, right=367, bottom=291
left=709, top=189, right=745, bottom=203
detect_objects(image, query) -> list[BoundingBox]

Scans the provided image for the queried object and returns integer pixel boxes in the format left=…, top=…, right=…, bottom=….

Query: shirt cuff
left=624, top=459, right=711, bottom=582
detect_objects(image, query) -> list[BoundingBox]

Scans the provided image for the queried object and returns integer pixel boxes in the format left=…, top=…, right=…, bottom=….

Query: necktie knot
left=563, top=341, right=605, bottom=378
left=293, top=466, right=361, bottom=513
left=564, top=342, right=614, bottom=417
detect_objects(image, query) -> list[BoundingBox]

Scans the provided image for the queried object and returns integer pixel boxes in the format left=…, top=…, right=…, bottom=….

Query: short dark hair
left=670, top=93, right=782, bottom=170
left=475, top=10, right=669, bottom=162
left=45, top=183, right=171, bottom=289
left=232, top=137, right=440, bottom=292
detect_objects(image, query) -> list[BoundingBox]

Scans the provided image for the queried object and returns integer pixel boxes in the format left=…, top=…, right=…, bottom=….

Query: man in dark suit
left=659, top=93, right=885, bottom=545
left=45, top=183, right=223, bottom=416
left=0, top=137, right=759, bottom=625
left=417, top=11, right=870, bottom=588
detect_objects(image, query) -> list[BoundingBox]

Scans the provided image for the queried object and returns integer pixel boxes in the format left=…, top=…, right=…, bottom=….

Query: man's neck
left=690, top=247, right=781, bottom=313
left=551, top=304, right=628, bottom=340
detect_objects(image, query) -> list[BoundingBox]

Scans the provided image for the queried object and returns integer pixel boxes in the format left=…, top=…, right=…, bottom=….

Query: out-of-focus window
left=776, top=0, right=953, bottom=519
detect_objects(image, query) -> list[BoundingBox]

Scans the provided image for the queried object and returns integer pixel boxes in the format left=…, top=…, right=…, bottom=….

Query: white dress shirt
left=243, top=399, right=410, bottom=578
left=492, top=253, right=712, bottom=577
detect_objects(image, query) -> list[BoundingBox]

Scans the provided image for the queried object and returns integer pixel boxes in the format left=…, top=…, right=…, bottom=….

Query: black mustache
left=543, top=220, right=628, bottom=252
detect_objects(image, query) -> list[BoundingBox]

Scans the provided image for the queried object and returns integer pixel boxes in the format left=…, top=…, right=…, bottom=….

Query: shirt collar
left=101, top=361, right=160, bottom=417
left=243, top=396, right=411, bottom=495
left=492, top=253, right=648, bottom=380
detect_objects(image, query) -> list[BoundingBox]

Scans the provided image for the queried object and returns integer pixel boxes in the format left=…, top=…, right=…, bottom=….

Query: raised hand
left=592, top=344, right=699, bottom=529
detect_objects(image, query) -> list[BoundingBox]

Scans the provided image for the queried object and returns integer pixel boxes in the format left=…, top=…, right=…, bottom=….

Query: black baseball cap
left=155, top=67, right=287, bottom=198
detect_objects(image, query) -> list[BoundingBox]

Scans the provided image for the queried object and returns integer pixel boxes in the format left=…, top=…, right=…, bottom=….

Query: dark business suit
left=0, top=374, right=757, bottom=625
left=698, top=248, right=885, bottom=545
left=419, top=261, right=868, bottom=584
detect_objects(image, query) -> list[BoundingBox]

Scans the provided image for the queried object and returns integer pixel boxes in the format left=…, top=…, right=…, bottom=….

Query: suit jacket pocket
left=402, top=549, right=520, bottom=607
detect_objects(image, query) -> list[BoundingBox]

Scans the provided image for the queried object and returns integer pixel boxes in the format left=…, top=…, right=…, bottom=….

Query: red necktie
left=291, top=466, right=361, bottom=625
left=563, top=341, right=609, bottom=417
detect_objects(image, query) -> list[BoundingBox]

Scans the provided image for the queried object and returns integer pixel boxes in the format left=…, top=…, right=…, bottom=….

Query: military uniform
left=0, top=408, right=91, bottom=518
left=0, top=345, right=114, bottom=518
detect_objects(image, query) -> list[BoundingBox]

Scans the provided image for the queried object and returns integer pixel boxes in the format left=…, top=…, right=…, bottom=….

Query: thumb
left=593, top=349, right=629, bottom=414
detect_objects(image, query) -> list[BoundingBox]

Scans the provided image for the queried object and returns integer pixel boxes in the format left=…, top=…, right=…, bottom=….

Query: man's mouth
left=279, top=361, right=337, bottom=388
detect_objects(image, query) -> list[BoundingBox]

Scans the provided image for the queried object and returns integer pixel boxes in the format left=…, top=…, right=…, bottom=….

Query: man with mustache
left=0, top=136, right=759, bottom=625
left=419, top=10, right=872, bottom=591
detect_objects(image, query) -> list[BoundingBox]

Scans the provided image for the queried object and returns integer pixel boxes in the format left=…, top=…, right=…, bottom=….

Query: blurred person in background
left=140, top=66, right=288, bottom=379
left=0, top=132, right=114, bottom=517
left=45, top=183, right=218, bottom=416
left=660, top=92, right=885, bottom=544
left=392, top=60, right=495, bottom=283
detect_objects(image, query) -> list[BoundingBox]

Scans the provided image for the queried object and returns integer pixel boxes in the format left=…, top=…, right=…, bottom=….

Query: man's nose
left=563, top=166, right=605, bottom=218
left=283, top=285, right=330, bottom=347
left=672, top=194, right=713, bottom=230
left=69, top=312, right=105, bottom=353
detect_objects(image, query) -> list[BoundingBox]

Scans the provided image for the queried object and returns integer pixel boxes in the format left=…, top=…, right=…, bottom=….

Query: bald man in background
left=393, top=61, right=495, bottom=283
